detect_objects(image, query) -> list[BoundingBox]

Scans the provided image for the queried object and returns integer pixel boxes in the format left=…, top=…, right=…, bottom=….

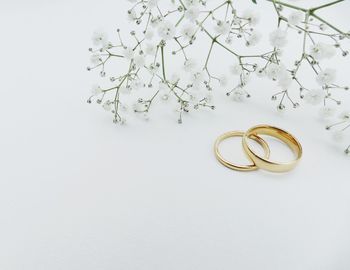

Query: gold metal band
left=242, top=125, right=303, bottom=173
left=214, top=131, right=271, bottom=171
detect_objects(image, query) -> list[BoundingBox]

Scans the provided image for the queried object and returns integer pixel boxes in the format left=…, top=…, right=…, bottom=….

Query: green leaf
left=252, top=0, right=257, bottom=3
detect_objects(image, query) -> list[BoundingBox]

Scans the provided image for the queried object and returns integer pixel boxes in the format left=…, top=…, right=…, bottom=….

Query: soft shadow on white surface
left=0, top=1, right=350, bottom=270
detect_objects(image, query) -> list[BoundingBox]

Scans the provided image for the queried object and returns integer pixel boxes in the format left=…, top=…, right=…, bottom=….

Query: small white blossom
left=103, top=101, right=113, bottom=111
left=90, top=54, right=102, bottom=65
left=309, top=42, right=336, bottom=60
left=92, top=30, right=109, bottom=47
left=246, top=32, right=261, bottom=46
left=184, top=0, right=200, bottom=6
left=241, top=73, right=250, bottom=85
left=214, top=21, right=231, bottom=35
left=232, top=88, right=246, bottom=102
left=142, top=112, right=150, bottom=121
left=277, top=70, right=293, bottom=89
left=91, top=84, right=102, bottom=95
left=205, top=93, right=214, bottom=103
left=144, top=30, right=154, bottom=40
left=184, top=58, right=197, bottom=72
left=128, top=9, right=137, bottom=21
left=170, top=72, right=181, bottom=84
left=332, top=130, right=344, bottom=142
left=130, top=79, right=144, bottom=90
left=242, top=9, right=260, bottom=26
left=133, top=102, right=147, bottom=112
left=145, top=43, right=157, bottom=55
left=148, top=63, right=159, bottom=75
left=134, top=54, right=146, bottom=68
left=269, top=29, right=287, bottom=48
left=339, top=111, right=350, bottom=120
left=304, top=89, right=325, bottom=105
left=147, top=0, right=159, bottom=9
left=157, top=20, right=176, bottom=40
left=287, top=11, right=304, bottom=25
left=122, top=47, right=134, bottom=60
left=230, top=63, right=243, bottom=75
left=191, top=71, right=205, bottom=84
left=255, top=67, right=265, bottom=78
left=159, top=82, right=168, bottom=93
left=219, top=75, right=228, bottom=87
left=181, top=24, right=196, bottom=41
left=190, top=71, right=205, bottom=90
left=120, top=86, right=131, bottom=94
left=319, top=106, right=336, bottom=119
left=265, top=63, right=285, bottom=80
left=150, top=18, right=160, bottom=28
left=185, top=6, right=200, bottom=22
left=316, top=68, right=336, bottom=85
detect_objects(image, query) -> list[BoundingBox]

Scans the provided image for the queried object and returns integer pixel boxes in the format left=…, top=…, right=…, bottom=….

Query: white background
left=1, top=0, right=350, bottom=269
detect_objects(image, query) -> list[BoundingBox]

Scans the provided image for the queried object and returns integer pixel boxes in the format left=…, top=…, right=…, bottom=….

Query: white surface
left=1, top=1, right=350, bottom=269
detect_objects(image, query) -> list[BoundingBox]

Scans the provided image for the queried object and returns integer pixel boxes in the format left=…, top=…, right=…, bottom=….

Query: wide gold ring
left=214, top=131, right=271, bottom=171
left=242, top=125, right=303, bottom=172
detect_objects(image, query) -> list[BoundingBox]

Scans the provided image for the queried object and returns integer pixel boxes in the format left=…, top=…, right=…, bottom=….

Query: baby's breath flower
left=214, top=21, right=231, bottom=35
left=242, top=9, right=260, bottom=26
left=130, top=79, right=144, bottom=91
left=103, top=101, right=113, bottom=111
left=309, top=42, right=336, bottom=60
left=277, top=70, right=293, bottom=89
left=265, top=63, right=285, bottom=80
left=145, top=43, right=157, bottom=55
left=147, top=0, right=159, bottom=9
left=128, top=9, right=137, bottom=21
left=120, top=86, right=131, bottom=95
left=232, top=88, right=247, bottom=102
left=157, top=20, right=176, bottom=40
left=246, top=32, right=261, bottom=46
left=316, top=68, right=336, bottom=86
left=184, top=0, right=200, bottom=7
left=88, top=0, right=350, bottom=155
left=122, top=47, right=134, bottom=60
left=219, top=75, right=228, bottom=87
left=185, top=6, right=200, bottom=22
left=181, top=24, right=196, bottom=41
left=230, top=64, right=243, bottom=75
left=304, top=89, right=325, bottom=105
left=91, top=84, right=102, bottom=95
left=144, top=30, right=154, bottom=40
left=339, top=111, right=350, bottom=120
left=134, top=54, right=146, bottom=68
left=319, top=106, right=336, bottom=119
left=90, top=54, right=102, bottom=65
left=287, top=10, right=304, bottom=25
left=184, top=58, right=197, bottom=72
left=269, top=29, right=288, bottom=48
left=92, top=30, right=109, bottom=47
left=332, top=130, right=344, bottom=141
left=148, top=63, right=159, bottom=75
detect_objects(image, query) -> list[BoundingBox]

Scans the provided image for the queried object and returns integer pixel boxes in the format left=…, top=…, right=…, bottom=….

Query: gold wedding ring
left=214, top=131, right=271, bottom=171
left=214, top=125, right=303, bottom=173
left=242, top=125, right=303, bottom=172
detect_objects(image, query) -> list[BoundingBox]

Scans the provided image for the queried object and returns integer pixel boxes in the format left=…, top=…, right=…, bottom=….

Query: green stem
left=311, top=0, right=345, bottom=12
left=310, top=13, right=345, bottom=35
left=266, top=0, right=307, bottom=11
left=161, top=45, right=166, bottom=81
left=204, top=40, right=215, bottom=69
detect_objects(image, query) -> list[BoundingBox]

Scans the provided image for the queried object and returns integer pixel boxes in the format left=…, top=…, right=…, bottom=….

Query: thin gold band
left=214, top=131, right=271, bottom=171
left=242, top=125, right=303, bottom=172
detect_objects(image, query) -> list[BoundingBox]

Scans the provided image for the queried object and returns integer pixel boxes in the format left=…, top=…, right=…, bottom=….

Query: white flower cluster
left=87, top=0, right=350, bottom=154
left=325, top=111, right=350, bottom=154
